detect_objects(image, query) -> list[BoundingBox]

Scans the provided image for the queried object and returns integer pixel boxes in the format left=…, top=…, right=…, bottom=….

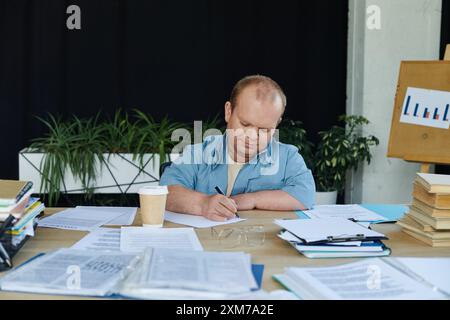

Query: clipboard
left=274, top=218, right=388, bottom=245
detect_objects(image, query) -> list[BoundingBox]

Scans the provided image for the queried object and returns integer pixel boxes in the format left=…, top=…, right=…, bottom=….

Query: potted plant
left=313, top=115, right=379, bottom=204
left=20, top=110, right=224, bottom=206
left=19, top=110, right=190, bottom=206
left=278, top=119, right=314, bottom=169
left=278, top=115, right=379, bottom=205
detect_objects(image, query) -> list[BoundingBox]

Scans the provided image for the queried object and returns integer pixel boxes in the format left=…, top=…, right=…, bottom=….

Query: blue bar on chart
left=433, top=107, right=439, bottom=120
left=403, top=96, right=411, bottom=115
left=413, top=104, right=419, bottom=117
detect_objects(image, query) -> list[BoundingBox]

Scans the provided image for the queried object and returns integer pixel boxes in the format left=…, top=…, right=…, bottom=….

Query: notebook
left=416, top=173, right=450, bottom=194
left=412, top=182, right=450, bottom=209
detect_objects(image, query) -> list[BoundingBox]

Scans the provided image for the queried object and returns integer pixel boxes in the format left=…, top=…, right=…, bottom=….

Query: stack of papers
left=302, top=205, right=388, bottom=223
left=76, top=206, right=137, bottom=226
left=120, top=248, right=258, bottom=299
left=275, top=218, right=390, bottom=258
left=0, top=247, right=258, bottom=299
left=274, top=257, right=450, bottom=300
left=38, top=206, right=137, bottom=231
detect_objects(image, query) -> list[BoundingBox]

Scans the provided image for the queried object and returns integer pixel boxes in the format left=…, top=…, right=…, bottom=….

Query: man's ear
left=224, top=101, right=232, bottom=123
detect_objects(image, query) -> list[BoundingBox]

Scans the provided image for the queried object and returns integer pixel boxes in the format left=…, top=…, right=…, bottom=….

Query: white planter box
left=315, top=191, right=338, bottom=205
left=19, top=149, right=179, bottom=194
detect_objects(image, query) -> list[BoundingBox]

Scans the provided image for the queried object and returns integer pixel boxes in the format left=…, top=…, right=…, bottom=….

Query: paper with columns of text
left=120, top=227, right=203, bottom=253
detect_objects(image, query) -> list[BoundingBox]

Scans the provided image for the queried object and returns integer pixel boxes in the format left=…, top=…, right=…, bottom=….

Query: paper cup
left=139, top=186, right=168, bottom=227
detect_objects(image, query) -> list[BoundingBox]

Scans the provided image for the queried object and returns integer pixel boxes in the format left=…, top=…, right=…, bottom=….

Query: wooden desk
left=1, top=208, right=449, bottom=299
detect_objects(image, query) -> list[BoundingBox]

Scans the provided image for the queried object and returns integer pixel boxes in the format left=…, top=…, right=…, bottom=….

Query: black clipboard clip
left=325, top=234, right=367, bottom=243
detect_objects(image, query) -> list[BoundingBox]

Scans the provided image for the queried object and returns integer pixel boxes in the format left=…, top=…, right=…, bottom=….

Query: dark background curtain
left=0, top=0, right=448, bottom=180
left=0, top=0, right=348, bottom=180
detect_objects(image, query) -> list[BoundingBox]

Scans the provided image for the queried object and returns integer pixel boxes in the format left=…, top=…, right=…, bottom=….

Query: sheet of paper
left=71, top=227, right=121, bottom=252
left=76, top=206, right=137, bottom=226
left=303, top=205, right=388, bottom=222
left=286, top=258, right=447, bottom=299
left=164, top=210, right=246, bottom=228
left=274, top=218, right=386, bottom=243
left=399, top=87, right=450, bottom=130
left=164, top=211, right=246, bottom=228
left=0, top=248, right=139, bottom=297
left=121, top=248, right=257, bottom=297
left=120, top=227, right=203, bottom=253
left=395, top=258, right=450, bottom=295
left=38, top=208, right=125, bottom=231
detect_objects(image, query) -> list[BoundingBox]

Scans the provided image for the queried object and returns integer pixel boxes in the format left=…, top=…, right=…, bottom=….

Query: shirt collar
left=207, top=134, right=276, bottom=169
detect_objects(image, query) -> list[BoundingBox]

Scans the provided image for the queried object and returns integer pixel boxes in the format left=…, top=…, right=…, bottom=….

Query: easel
left=388, top=44, right=450, bottom=174
left=419, top=45, right=450, bottom=174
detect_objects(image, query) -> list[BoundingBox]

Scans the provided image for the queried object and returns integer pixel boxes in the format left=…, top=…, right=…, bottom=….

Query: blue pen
left=214, top=186, right=240, bottom=218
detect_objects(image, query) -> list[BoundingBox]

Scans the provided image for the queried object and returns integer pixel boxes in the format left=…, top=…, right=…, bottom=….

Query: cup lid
left=139, top=185, right=168, bottom=195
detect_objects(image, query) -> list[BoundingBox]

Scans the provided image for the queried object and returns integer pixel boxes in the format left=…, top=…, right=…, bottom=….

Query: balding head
left=224, top=75, right=287, bottom=163
left=229, top=75, right=287, bottom=112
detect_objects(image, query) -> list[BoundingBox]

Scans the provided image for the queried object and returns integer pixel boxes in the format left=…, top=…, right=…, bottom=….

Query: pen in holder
left=0, top=218, right=38, bottom=271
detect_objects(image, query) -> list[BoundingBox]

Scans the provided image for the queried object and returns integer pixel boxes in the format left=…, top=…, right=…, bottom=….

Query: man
left=160, top=75, right=315, bottom=221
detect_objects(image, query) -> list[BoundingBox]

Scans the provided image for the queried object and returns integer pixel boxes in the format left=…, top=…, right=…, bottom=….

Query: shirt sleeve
left=281, top=145, right=316, bottom=209
left=159, top=145, right=198, bottom=189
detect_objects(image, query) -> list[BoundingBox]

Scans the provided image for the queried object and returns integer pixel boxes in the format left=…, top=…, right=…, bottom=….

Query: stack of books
left=275, top=218, right=391, bottom=258
left=397, top=173, right=450, bottom=247
left=0, top=180, right=45, bottom=247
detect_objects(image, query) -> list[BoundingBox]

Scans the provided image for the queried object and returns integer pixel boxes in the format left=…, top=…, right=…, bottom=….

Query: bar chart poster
left=400, top=87, right=450, bottom=130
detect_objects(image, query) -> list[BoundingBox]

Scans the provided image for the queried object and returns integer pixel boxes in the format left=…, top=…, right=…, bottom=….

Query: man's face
left=224, top=85, right=284, bottom=163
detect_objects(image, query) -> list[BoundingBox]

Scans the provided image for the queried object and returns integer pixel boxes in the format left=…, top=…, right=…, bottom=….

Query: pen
left=0, top=243, right=12, bottom=268
left=214, top=186, right=240, bottom=218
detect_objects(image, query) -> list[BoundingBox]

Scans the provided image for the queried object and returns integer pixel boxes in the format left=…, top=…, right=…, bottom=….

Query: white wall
left=346, top=0, right=442, bottom=204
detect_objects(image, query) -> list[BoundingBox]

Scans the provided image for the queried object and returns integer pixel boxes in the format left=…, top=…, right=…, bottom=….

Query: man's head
left=224, top=75, right=286, bottom=163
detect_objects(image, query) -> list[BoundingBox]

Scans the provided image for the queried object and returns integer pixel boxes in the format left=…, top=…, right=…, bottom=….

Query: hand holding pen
left=215, top=186, right=240, bottom=218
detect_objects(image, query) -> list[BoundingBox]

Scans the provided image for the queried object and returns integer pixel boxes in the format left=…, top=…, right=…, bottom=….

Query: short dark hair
left=229, top=75, right=287, bottom=110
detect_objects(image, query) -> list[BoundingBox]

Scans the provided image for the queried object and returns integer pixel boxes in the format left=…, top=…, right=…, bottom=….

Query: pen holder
left=0, top=220, right=37, bottom=272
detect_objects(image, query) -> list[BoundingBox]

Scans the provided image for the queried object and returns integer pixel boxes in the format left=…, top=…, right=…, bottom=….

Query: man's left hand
left=230, top=193, right=256, bottom=211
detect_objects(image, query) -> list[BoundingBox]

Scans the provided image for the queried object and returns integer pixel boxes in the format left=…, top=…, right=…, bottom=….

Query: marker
left=0, top=243, right=11, bottom=268
left=214, top=186, right=240, bottom=218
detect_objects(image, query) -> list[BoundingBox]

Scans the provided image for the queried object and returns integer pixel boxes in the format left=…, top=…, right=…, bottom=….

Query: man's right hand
left=201, top=194, right=238, bottom=221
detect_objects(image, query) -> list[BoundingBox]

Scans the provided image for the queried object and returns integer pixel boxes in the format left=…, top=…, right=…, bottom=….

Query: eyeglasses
left=210, top=225, right=265, bottom=248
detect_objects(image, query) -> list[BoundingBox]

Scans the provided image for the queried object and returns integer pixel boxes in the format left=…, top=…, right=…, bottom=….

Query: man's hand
left=201, top=194, right=238, bottom=221
left=230, top=193, right=256, bottom=211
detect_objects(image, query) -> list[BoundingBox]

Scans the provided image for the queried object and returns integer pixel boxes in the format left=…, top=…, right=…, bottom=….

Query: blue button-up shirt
left=159, top=134, right=316, bottom=209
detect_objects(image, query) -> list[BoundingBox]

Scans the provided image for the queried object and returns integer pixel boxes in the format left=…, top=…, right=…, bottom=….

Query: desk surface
left=1, top=207, right=449, bottom=300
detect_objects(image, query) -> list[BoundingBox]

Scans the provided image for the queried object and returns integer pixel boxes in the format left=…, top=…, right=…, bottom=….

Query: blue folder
left=296, top=203, right=408, bottom=222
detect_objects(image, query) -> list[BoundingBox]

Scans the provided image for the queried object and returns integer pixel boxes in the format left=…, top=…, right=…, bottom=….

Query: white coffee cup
left=139, top=186, right=168, bottom=227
